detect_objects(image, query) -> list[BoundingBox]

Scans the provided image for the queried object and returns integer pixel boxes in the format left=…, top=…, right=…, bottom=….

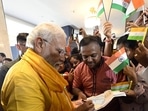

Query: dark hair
left=71, top=47, right=79, bottom=55
left=71, top=47, right=82, bottom=62
left=59, top=58, right=72, bottom=73
left=0, top=52, right=6, bottom=57
left=117, top=34, right=138, bottom=49
left=4, top=58, right=12, bottom=62
left=79, top=36, right=103, bottom=50
left=17, top=33, right=29, bottom=43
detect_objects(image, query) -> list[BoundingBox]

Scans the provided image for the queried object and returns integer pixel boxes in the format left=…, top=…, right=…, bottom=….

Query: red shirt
left=73, top=56, right=125, bottom=97
left=73, top=56, right=126, bottom=111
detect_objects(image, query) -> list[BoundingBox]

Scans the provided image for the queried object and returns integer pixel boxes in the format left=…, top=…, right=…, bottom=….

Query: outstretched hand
left=78, top=92, right=87, bottom=100
left=123, top=61, right=137, bottom=85
left=103, top=21, right=112, bottom=39
left=126, top=22, right=139, bottom=30
left=74, top=100, right=95, bottom=111
left=134, top=43, right=148, bottom=67
left=79, top=28, right=87, bottom=38
left=124, top=89, right=136, bottom=98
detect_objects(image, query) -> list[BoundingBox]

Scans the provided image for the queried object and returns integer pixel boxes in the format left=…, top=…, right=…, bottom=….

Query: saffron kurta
left=1, top=49, right=73, bottom=111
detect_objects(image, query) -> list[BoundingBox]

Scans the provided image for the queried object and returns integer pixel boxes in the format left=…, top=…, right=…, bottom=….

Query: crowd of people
left=0, top=52, right=12, bottom=66
left=0, top=7, right=148, bottom=111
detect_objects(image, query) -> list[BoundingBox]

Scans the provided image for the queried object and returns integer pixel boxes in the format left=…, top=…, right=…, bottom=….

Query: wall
left=0, top=0, right=12, bottom=58
left=5, top=15, right=35, bottom=59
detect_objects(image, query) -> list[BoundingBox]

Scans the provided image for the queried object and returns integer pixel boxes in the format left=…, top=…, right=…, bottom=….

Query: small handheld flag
left=111, top=0, right=130, bottom=14
left=105, top=47, right=129, bottom=74
left=97, top=0, right=105, bottom=17
left=111, top=81, right=130, bottom=91
left=126, top=0, right=144, bottom=17
left=128, top=27, right=148, bottom=44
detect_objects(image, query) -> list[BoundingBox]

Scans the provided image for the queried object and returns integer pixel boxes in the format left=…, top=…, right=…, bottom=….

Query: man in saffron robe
left=1, top=22, right=94, bottom=111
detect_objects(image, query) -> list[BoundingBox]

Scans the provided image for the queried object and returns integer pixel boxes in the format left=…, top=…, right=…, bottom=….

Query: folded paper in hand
left=87, top=90, right=126, bottom=110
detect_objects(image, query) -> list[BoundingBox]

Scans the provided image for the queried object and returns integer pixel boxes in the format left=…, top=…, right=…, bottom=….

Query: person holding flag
left=116, top=34, right=148, bottom=111
left=135, top=43, right=148, bottom=110
left=72, top=35, right=127, bottom=111
left=126, top=7, right=148, bottom=30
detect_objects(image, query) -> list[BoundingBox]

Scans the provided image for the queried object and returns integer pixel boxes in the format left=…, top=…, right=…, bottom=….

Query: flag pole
left=102, top=0, right=107, bottom=21
left=107, top=0, right=113, bottom=21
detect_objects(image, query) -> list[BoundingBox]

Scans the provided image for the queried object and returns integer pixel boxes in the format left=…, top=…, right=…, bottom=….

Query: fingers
left=76, top=100, right=95, bottom=111
left=129, top=60, right=135, bottom=68
left=78, top=92, right=87, bottom=100
left=103, top=22, right=112, bottom=29
left=144, top=8, right=148, bottom=17
left=124, top=89, right=136, bottom=97
left=88, top=107, right=96, bottom=111
left=84, top=100, right=95, bottom=110
left=69, top=68, right=74, bottom=73
left=134, top=43, right=147, bottom=58
left=126, top=22, right=139, bottom=29
left=103, top=22, right=112, bottom=37
left=123, top=66, right=128, bottom=75
left=138, top=43, right=147, bottom=51
left=103, top=21, right=112, bottom=26
left=103, top=25, right=112, bottom=31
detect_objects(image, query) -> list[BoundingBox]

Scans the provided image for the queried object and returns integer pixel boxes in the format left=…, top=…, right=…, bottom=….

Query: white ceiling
left=2, top=0, right=148, bottom=37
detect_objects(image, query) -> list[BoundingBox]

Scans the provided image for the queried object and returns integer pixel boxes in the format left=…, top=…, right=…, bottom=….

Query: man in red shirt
left=72, top=36, right=126, bottom=111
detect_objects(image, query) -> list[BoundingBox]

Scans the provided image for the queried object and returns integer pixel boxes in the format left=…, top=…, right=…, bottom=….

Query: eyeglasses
left=43, top=39, right=65, bottom=56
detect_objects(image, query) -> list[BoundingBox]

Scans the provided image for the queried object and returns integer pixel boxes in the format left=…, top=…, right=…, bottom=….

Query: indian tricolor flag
left=111, top=81, right=130, bottom=91
left=105, top=47, right=129, bottom=74
left=111, top=0, right=131, bottom=13
left=97, top=0, right=104, bottom=17
left=128, top=27, right=148, bottom=43
left=126, top=0, right=144, bottom=17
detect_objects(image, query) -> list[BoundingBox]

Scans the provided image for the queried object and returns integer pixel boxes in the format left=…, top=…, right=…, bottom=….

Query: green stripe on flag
left=128, top=36, right=143, bottom=41
left=111, top=84, right=129, bottom=91
left=111, top=3, right=126, bottom=13
left=113, top=59, right=129, bottom=74
left=97, top=8, right=104, bottom=17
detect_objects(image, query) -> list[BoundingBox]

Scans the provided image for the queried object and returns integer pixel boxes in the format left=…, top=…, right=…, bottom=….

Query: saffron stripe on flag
left=105, top=47, right=125, bottom=65
left=108, top=53, right=128, bottom=70
left=132, top=0, right=145, bottom=9
left=126, top=0, right=144, bottom=17
left=128, top=27, right=148, bottom=41
left=105, top=47, right=129, bottom=74
left=130, top=27, right=146, bottom=32
left=111, top=81, right=129, bottom=91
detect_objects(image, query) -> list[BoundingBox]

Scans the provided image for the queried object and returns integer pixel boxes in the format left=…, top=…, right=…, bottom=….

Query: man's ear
left=34, top=37, right=44, bottom=53
left=15, top=44, right=21, bottom=50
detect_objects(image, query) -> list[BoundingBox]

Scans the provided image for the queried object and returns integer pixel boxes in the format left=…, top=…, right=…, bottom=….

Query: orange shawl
left=22, top=49, right=73, bottom=111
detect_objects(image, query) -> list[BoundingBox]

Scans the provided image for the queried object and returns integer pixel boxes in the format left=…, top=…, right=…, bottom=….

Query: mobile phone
left=93, top=26, right=99, bottom=35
